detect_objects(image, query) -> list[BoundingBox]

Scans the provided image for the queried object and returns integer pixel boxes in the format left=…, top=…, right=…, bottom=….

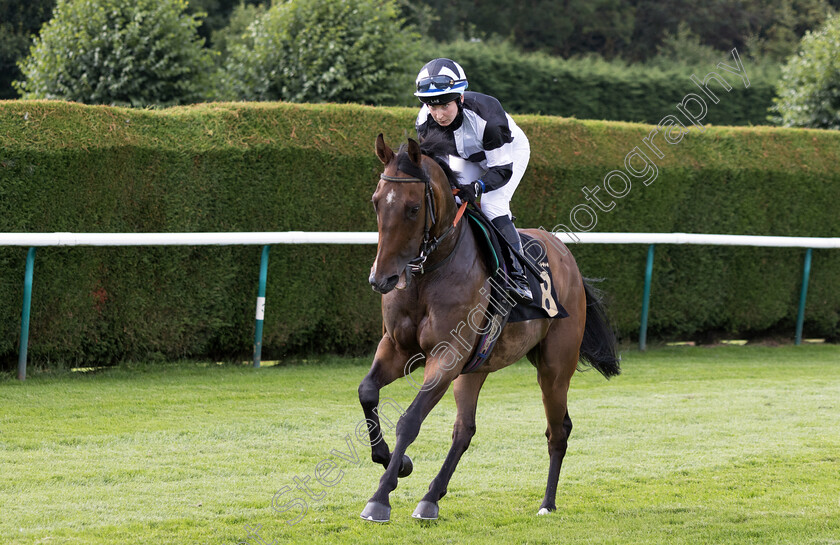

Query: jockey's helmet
left=414, top=58, right=468, bottom=105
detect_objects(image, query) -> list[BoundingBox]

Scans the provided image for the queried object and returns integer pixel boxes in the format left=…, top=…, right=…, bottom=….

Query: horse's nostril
left=370, top=274, right=399, bottom=294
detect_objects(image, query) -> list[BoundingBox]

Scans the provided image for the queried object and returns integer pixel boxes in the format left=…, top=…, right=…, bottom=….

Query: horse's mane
left=394, top=130, right=461, bottom=189
left=419, top=130, right=461, bottom=189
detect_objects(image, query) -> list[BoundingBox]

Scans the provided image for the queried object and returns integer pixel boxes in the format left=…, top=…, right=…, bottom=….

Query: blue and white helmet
left=414, top=58, right=468, bottom=105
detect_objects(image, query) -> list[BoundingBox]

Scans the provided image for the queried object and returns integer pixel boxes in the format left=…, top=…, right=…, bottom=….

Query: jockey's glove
left=458, top=180, right=484, bottom=204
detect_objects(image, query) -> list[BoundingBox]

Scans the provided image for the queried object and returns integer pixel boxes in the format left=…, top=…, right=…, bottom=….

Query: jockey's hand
left=458, top=180, right=483, bottom=204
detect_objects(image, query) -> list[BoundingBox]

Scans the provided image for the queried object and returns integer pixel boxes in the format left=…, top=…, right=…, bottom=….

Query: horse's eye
left=408, top=205, right=420, bottom=218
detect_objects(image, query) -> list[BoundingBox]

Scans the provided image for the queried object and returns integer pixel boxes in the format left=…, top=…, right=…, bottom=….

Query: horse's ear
left=375, top=133, right=394, bottom=165
left=407, top=138, right=422, bottom=166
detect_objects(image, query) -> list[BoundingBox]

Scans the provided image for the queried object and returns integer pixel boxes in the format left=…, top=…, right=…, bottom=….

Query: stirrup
left=509, top=272, right=533, bottom=302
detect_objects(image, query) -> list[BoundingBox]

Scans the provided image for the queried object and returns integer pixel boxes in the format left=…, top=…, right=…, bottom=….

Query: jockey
left=414, top=58, right=533, bottom=302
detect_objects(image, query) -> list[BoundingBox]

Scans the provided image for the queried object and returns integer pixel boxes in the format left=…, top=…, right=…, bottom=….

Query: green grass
left=1, top=345, right=839, bottom=545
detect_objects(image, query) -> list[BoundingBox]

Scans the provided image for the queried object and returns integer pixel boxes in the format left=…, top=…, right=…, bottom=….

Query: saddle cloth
left=460, top=209, right=567, bottom=373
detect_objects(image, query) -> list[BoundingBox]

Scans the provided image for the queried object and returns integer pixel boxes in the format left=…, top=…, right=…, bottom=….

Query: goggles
left=416, top=75, right=467, bottom=93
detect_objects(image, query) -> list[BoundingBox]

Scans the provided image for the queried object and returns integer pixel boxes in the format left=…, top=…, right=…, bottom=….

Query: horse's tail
left=578, top=278, right=621, bottom=379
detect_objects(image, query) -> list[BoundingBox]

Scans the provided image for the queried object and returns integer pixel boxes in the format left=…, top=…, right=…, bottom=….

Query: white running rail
left=1, top=231, right=839, bottom=247
left=5, top=231, right=837, bottom=380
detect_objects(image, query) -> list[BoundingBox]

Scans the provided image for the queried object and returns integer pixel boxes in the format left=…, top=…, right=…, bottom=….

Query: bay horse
left=359, top=133, right=620, bottom=522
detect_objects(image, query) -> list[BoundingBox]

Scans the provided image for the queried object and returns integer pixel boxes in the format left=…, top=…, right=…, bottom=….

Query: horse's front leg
left=360, top=357, right=457, bottom=522
left=358, top=335, right=412, bottom=473
left=412, top=372, right=488, bottom=520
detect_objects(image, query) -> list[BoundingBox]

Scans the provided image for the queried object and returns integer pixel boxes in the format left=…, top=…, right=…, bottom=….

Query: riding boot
left=490, top=215, right=533, bottom=302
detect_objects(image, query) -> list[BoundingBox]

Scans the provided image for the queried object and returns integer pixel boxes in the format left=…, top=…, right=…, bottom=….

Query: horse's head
left=368, top=133, right=456, bottom=294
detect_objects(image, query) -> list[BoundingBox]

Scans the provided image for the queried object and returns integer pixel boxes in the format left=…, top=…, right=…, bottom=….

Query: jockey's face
left=428, top=97, right=460, bottom=127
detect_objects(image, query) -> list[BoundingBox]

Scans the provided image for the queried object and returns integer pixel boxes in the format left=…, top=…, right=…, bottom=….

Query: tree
left=646, top=22, right=726, bottom=68
left=186, top=0, right=263, bottom=46
left=407, top=0, right=834, bottom=62
left=224, top=0, right=421, bottom=105
left=0, top=0, right=54, bottom=99
left=210, top=1, right=266, bottom=63
left=15, top=0, right=214, bottom=107
left=772, top=13, right=840, bottom=129
left=207, top=1, right=266, bottom=99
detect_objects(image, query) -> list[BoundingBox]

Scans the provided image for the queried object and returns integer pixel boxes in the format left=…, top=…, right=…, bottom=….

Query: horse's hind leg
left=538, top=403, right=572, bottom=515
left=359, top=335, right=412, bottom=475
left=413, top=372, right=488, bottom=520
left=536, top=326, right=579, bottom=515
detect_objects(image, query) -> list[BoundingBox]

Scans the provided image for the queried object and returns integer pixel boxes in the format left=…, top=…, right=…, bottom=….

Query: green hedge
left=433, top=40, right=778, bottom=126
left=0, top=100, right=838, bottom=367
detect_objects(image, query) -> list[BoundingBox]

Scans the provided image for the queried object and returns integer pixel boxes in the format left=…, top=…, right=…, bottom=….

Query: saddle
left=460, top=208, right=568, bottom=373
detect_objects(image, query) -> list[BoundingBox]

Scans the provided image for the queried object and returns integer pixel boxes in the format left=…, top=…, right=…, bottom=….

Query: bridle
left=378, top=172, right=463, bottom=279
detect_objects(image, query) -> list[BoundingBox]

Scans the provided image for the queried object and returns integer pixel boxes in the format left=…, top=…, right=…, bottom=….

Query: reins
left=452, top=189, right=468, bottom=226
left=378, top=172, right=467, bottom=278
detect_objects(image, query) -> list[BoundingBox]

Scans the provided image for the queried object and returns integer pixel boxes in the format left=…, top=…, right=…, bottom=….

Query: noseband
left=379, top=172, right=460, bottom=277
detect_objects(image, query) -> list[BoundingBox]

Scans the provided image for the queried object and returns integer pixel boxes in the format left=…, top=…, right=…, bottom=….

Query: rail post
left=795, top=248, right=813, bottom=346
left=253, top=245, right=271, bottom=367
left=18, top=247, right=37, bottom=381
left=639, top=244, right=655, bottom=351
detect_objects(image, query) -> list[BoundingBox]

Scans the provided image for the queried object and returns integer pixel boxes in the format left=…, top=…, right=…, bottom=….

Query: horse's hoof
left=360, top=501, right=391, bottom=523
left=412, top=500, right=439, bottom=520
left=398, top=454, right=414, bottom=478
left=537, top=507, right=553, bottom=516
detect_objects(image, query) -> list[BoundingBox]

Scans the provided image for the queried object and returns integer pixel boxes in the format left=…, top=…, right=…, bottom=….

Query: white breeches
left=449, top=125, right=530, bottom=221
